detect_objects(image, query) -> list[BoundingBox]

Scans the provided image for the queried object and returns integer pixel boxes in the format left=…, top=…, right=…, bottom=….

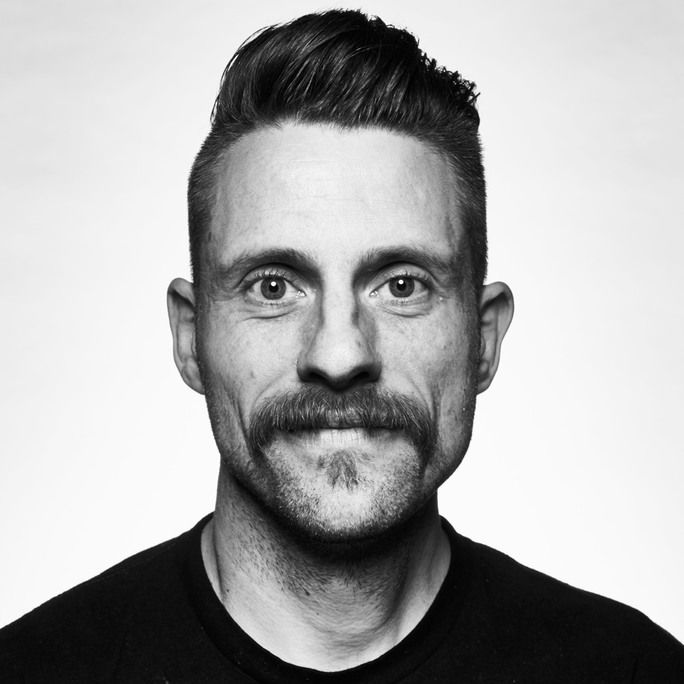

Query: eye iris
left=261, top=277, right=286, bottom=300
left=389, top=277, right=415, bottom=298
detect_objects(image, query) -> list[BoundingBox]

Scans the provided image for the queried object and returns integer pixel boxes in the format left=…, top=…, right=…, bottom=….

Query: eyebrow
left=353, top=246, right=460, bottom=281
left=208, top=248, right=320, bottom=289
left=205, top=243, right=463, bottom=293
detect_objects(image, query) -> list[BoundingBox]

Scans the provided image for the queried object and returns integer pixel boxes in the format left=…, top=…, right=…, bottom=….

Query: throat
left=202, top=482, right=450, bottom=671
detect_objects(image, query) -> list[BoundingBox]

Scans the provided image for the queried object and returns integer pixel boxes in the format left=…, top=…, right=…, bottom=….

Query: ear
left=167, top=278, right=205, bottom=395
left=477, top=281, right=514, bottom=394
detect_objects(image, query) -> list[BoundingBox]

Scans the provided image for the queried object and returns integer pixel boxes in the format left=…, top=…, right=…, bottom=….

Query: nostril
left=297, top=363, right=381, bottom=391
left=297, top=305, right=380, bottom=389
left=297, top=347, right=382, bottom=390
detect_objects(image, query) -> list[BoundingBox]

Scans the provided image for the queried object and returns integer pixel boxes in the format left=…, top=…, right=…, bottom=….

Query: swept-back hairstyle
left=188, top=9, right=487, bottom=292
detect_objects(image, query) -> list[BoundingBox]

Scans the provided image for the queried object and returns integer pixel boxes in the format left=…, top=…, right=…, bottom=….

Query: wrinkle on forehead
left=205, top=122, right=467, bottom=276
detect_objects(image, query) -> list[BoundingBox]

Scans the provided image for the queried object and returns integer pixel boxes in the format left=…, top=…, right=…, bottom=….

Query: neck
left=202, top=466, right=451, bottom=671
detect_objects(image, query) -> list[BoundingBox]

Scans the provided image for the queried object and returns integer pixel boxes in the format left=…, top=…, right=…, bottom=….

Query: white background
left=2, top=0, right=682, bottom=641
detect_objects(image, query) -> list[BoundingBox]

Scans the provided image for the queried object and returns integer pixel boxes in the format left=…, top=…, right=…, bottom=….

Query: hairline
left=193, top=118, right=479, bottom=299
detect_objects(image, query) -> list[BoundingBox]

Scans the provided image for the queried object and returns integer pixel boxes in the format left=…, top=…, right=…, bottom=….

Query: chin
left=253, top=443, right=432, bottom=549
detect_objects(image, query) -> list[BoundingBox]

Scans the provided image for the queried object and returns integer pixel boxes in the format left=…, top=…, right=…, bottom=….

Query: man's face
left=193, top=123, right=481, bottom=542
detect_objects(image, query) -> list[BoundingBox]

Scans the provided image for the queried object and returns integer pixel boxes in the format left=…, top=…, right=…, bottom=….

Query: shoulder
left=0, top=517, right=208, bottom=681
left=454, top=530, right=684, bottom=681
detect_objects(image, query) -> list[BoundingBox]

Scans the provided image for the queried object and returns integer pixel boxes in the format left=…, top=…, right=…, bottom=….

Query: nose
left=297, top=293, right=381, bottom=390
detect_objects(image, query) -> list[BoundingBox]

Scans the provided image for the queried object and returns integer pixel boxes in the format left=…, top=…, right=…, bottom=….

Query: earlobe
left=167, top=278, right=205, bottom=395
left=477, top=282, right=514, bottom=394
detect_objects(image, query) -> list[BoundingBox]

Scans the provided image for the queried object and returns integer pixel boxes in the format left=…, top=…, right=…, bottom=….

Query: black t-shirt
left=1, top=516, right=683, bottom=682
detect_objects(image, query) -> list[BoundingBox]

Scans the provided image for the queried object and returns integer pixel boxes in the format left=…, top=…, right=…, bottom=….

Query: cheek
left=376, top=310, right=476, bottom=397
left=200, top=312, right=302, bottom=406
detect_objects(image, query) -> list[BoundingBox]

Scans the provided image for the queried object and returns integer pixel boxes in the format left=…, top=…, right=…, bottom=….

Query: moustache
left=248, top=386, right=435, bottom=455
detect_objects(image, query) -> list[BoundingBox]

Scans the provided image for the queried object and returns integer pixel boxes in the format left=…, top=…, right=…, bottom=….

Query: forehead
left=208, top=123, right=464, bottom=268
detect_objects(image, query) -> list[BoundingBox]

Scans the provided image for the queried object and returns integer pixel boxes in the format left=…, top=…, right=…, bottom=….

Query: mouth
left=249, top=386, right=434, bottom=457
left=278, top=426, right=399, bottom=448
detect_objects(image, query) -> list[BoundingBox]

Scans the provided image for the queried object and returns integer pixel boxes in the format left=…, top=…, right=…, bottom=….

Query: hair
left=188, top=9, right=487, bottom=294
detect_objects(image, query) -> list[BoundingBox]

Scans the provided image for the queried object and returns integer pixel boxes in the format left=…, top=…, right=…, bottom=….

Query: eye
left=260, top=277, right=288, bottom=300
left=246, top=273, right=304, bottom=306
left=373, top=274, right=428, bottom=302
left=388, top=277, right=415, bottom=298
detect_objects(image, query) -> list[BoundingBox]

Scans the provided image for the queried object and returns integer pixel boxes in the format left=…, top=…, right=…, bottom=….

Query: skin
left=168, top=122, right=513, bottom=670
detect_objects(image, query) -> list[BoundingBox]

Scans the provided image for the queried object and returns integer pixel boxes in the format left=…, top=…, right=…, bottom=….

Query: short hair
left=188, top=9, right=487, bottom=293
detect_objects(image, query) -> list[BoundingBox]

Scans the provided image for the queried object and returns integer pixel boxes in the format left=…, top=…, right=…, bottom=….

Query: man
left=1, top=9, right=683, bottom=682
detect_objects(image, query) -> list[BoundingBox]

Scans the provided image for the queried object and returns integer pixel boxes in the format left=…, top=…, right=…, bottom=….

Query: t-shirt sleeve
left=630, top=620, right=684, bottom=683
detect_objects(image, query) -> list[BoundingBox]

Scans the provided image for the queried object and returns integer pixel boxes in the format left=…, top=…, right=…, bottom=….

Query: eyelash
left=242, top=267, right=432, bottom=307
left=246, top=268, right=289, bottom=284
left=243, top=269, right=303, bottom=305
left=374, top=270, right=431, bottom=301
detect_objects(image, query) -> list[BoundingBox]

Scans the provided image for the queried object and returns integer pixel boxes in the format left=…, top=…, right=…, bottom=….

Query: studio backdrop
left=1, top=0, right=682, bottom=640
